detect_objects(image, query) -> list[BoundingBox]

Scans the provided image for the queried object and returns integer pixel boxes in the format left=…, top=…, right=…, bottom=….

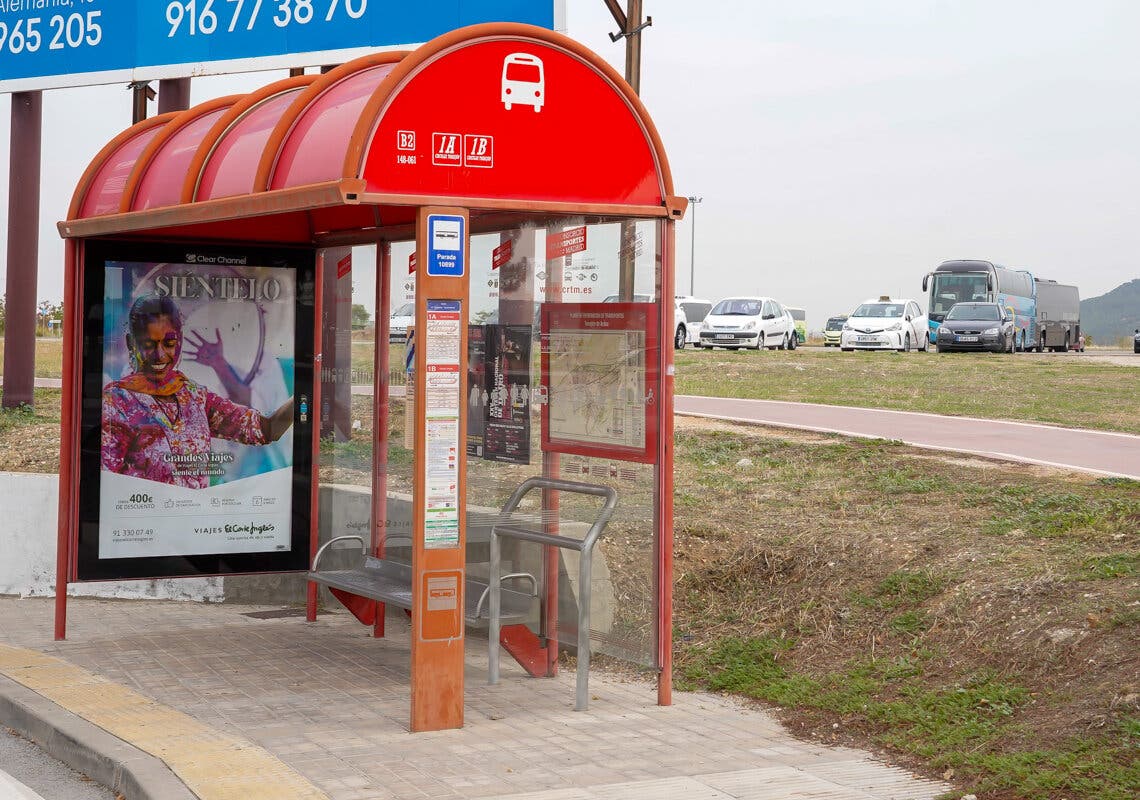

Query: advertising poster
left=483, top=324, right=532, bottom=465
left=540, top=303, right=658, bottom=463
left=95, top=254, right=299, bottom=562
left=466, top=324, right=487, bottom=457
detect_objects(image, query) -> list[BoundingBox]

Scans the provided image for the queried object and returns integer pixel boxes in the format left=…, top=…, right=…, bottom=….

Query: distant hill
left=1080, top=279, right=1140, bottom=343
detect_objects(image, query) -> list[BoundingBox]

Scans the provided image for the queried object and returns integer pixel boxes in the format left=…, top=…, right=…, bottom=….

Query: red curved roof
left=64, top=23, right=682, bottom=241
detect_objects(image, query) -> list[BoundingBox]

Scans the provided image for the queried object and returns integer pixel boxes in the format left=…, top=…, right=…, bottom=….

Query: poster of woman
left=97, top=258, right=298, bottom=561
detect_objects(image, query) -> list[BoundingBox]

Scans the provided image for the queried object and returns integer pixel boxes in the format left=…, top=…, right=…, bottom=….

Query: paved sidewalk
left=0, top=597, right=950, bottom=800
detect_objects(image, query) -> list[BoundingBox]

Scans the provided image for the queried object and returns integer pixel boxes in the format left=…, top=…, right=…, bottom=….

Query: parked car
left=822, top=315, right=848, bottom=347
left=674, top=296, right=713, bottom=349
left=389, top=302, right=415, bottom=343
left=781, top=307, right=799, bottom=350
left=934, top=302, right=1014, bottom=353
left=699, top=296, right=794, bottom=350
left=840, top=297, right=928, bottom=352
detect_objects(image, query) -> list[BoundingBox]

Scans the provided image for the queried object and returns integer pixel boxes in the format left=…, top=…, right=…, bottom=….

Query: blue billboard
left=0, top=1, right=561, bottom=92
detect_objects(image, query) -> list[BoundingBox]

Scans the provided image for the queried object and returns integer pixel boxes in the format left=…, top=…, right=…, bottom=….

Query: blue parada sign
left=426, top=214, right=465, bottom=278
left=0, top=1, right=561, bottom=93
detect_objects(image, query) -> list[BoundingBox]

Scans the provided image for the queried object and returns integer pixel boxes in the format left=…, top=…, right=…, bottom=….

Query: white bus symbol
left=502, top=53, right=545, bottom=112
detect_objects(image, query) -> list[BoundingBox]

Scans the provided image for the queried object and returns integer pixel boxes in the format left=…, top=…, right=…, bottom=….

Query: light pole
left=687, top=196, right=702, bottom=296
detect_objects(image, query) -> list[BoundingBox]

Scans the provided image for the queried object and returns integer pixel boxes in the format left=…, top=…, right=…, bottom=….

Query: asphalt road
left=0, top=729, right=115, bottom=800
left=675, top=396, right=1140, bottom=479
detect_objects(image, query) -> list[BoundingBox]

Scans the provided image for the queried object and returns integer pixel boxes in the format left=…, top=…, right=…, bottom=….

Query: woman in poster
left=101, top=295, right=293, bottom=489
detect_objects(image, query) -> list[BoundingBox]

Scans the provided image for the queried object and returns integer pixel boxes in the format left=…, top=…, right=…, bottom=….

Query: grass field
left=9, top=336, right=1138, bottom=434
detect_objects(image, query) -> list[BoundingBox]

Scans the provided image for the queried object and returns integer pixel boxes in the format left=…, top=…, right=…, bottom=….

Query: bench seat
left=307, top=556, right=535, bottom=626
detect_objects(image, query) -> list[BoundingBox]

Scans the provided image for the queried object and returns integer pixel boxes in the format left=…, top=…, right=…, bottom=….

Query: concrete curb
left=0, top=674, right=197, bottom=800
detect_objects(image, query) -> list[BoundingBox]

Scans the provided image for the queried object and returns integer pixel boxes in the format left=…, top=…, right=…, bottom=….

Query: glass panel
left=464, top=217, right=663, bottom=666
left=323, top=220, right=666, bottom=669
left=315, top=246, right=380, bottom=574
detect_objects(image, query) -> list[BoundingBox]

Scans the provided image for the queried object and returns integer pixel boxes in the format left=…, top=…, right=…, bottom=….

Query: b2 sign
left=0, top=1, right=561, bottom=93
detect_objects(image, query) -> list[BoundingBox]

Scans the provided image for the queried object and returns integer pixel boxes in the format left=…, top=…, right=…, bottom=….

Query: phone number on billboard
left=165, top=0, right=366, bottom=36
left=0, top=12, right=103, bottom=56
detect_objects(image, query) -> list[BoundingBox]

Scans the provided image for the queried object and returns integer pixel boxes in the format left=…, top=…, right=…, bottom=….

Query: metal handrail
left=311, top=535, right=367, bottom=571
left=488, top=477, right=618, bottom=711
left=473, top=573, right=538, bottom=619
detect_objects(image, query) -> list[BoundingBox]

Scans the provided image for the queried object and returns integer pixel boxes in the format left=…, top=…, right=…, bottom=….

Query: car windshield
left=931, top=273, right=989, bottom=316
left=711, top=299, right=761, bottom=316
left=852, top=303, right=903, bottom=318
left=825, top=318, right=845, bottom=330
left=679, top=301, right=712, bottom=323
left=946, top=304, right=1000, bottom=321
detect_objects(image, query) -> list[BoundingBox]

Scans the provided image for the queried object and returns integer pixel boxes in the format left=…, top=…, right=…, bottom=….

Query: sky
left=3, top=0, right=1140, bottom=331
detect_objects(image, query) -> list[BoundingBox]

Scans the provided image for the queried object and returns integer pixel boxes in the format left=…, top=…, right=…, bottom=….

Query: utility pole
left=603, top=1, right=653, bottom=300
left=2, top=91, right=42, bottom=409
left=687, top=196, right=702, bottom=296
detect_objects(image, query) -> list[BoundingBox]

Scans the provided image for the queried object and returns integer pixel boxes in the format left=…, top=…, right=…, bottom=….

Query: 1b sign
left=427, top=215, right=465, bottom=278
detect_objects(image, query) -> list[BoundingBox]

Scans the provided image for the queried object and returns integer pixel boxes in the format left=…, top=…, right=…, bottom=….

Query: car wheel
left=898, top=334, right=910, bottom=353
left=788, top=333, right=798, bottom=350
left=675, top=324, right=686, bottom=350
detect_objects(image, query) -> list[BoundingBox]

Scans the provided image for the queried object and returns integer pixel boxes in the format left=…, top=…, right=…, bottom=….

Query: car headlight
left=983, top=327, right=999, bottom=335
left=937, top=325, right=949, bottom=336
left=842, top=323, right=850, bottom=331
left=743, top=321, right=756, bottom=330
left=886, top=322, right=902, bottom=332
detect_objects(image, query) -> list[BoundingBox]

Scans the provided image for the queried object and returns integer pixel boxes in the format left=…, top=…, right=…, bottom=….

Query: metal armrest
left=474, top=572, right=538, bottom=619
left=311, top=535, right=366, bottom=571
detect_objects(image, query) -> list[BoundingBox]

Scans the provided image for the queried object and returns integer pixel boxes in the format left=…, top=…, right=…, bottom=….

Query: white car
left=389, top=302, right=415, bottom=343
left=698, top=296, right=794, bottom=350
left=840, top=297, right=928, bottom=352
left=674, top=296, right=713, bottom=349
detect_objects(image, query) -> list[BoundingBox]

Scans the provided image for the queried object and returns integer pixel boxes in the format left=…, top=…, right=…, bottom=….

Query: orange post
left=409, top=207, right=469, bottom=732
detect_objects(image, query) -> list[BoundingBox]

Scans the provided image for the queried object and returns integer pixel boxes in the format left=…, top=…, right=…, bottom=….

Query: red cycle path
left=676, top=396, right=1140, bottom=480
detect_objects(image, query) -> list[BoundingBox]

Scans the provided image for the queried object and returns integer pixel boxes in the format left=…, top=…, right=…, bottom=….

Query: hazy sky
left=3, top=0, right=1140, bottom=330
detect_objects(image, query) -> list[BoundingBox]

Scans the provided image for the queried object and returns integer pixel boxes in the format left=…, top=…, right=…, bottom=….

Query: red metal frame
left=371, top=242, right=392, bottom=637
left=656, top=222, right=676, bottom=704
left=306, top=252, right=325, bottom=623
left=54, top=239, right=82, bottom=640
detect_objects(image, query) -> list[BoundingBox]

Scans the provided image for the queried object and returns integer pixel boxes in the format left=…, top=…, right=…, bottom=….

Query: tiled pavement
left=0, top=597, right=949, bottom=800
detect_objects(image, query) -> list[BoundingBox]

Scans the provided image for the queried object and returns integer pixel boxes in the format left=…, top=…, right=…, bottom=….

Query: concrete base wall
left=0, top=475, right=613, bottom=639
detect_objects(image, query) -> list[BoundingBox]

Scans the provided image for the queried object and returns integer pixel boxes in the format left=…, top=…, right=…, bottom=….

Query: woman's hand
left=260, top=397, right=295, bottom=442
left=184, top=328, right=227, bottom=370
left=186, top=328, right=251, bottom=405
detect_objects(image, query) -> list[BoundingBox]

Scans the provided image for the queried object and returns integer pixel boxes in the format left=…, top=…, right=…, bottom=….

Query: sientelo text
left=153, top=273, right=283, bottom=301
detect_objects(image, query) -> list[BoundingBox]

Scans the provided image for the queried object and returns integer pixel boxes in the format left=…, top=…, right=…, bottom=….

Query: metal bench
left=488, top=477, right=618, bottom=711
left=307, top=536, right=538, bottom=627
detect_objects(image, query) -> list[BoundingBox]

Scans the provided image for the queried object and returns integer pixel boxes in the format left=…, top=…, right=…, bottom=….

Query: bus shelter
left=55, top=23, right=686, bottom=732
